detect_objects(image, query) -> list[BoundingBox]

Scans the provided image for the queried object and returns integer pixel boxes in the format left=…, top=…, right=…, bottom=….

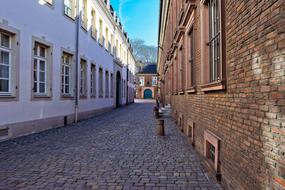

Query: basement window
left=186, top=120, right=195, bottom=146
left=204, top=130, right=221, bottom=174
left=207, top=142, right=215, bottom=163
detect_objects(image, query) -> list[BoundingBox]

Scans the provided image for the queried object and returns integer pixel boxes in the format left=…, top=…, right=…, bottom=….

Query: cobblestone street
left=0, top=102, right=221, bottom=190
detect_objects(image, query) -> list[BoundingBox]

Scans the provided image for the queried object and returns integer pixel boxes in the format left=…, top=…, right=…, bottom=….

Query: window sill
left=63, top=14, right=75, bottom=22
left=80, top=95, right=87, bottom=99
left=81, top=25, right=88, bottom=32
left=200, top=81, right=225, bottom=92
left=178, top=91, right=184, bottom=95
left=91, top=34, right=97, bottom=41
left=186, top=86, right=196, bottom=94
left=32, top=94, right=52, bottom=101
left=91, top=95, right=96, bottom=99
left=61, top=95, right=74, bottom=100
left=0, top=93, right=16, bottom=98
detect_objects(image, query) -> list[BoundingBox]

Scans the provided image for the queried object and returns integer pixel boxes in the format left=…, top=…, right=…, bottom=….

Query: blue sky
left=110, top=0, right=159, bottom=46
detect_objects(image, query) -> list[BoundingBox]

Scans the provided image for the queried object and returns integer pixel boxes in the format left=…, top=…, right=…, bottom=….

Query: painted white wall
left=0, top=0, right=136, bottom=125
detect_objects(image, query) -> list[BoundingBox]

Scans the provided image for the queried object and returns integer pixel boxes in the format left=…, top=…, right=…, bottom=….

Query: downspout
left=74, top=0, right=80, bottom=123
left=126, top=46, right=129, bottom=104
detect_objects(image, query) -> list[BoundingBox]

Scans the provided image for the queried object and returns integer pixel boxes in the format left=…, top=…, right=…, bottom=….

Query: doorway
left=144, top=89, right=153, bottom=99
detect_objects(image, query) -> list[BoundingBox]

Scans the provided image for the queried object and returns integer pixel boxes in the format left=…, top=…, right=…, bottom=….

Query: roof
left=137, top=64, right=157, bottom=74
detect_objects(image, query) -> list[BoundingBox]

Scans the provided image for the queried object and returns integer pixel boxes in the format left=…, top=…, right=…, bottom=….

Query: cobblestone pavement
left=0, top=102, right=222, bottom=190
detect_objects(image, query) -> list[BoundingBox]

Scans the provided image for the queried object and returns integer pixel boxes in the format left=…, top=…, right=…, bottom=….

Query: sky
left=110, top=0, right=159, bottom=46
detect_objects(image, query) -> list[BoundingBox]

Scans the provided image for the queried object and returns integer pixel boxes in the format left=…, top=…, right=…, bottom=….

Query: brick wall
left=158, top=0, right=285, bottom=189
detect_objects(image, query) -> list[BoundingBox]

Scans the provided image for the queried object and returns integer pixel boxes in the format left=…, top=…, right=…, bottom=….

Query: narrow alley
left=0, top=102, right=221, bottom=190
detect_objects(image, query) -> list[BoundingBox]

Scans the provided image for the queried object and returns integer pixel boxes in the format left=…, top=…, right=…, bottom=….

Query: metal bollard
left=156, top=119, right=165, bottom=136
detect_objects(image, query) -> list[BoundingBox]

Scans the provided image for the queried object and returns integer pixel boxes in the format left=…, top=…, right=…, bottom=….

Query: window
left=204, top=130, right=221, bottom=176
left=33, top=43, right=48, bottom=95
left=186, top=120, right=195, bottom=146
left=105, top=28, right=109, bottom=50
left=99, top=19, right=104, bottom=46
left=178, top=44, right=184, bottom=92
left=139, top=76, right=144, bottom=86
left=189, top=28, right=195, bottom=87
left=201, top=0, right=225, bottom=90
left=90, top=64, right=96, bottom=97
left=64, top=0, right=75, bottom=19
left=152, top=76, right=157, bottom=86
left=0, top=32, right=11, bottom=94
left=80, top=59, right=87, bottom=97
left=61, top=52, right=72, bottom=96
left=119, top=44, right=122, bottom=59
left=174, top=56, right=178, bottom=94
left=110, top=73, right=114, bottom=98
left=115, top=39, right=119, bottom=58
left=99, top=67, right=103, bottom=98
left=208, top=0, right=220, bottom=82
left=81, top=0, right=88, bottom=29
left=208, top=143, right=215, bottom=162
left=91, top=10, right=97, bottom=40
left=110, top=35, right=114, bottom=54
left=123, top=80, right=126, bottom=98
left=105, top=70, right=109, bottom=98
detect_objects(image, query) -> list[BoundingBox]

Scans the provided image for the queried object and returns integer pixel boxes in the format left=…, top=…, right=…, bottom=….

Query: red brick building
left=136, top=64, right=158, bottom=99
left=157, top=0, right=285, bottom=189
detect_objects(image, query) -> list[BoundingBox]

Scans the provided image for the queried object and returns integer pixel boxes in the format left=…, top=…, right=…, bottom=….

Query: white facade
left=0, top=0, right=137, bottom=140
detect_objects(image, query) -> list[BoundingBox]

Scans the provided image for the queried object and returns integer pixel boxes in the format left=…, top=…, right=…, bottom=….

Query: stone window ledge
left=201, top=81, right=225, bottom=92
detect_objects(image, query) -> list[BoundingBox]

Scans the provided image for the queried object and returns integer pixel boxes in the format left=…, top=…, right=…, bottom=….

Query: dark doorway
left=144, top=89, right=153, bottom=99
left=116, top=71, right=121, bottom=107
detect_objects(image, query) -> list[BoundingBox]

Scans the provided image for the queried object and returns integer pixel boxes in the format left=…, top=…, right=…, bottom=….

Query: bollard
left=153, top=106, right=159, bottom=118
left=64, top=116, right=68, bottom=126
left=156, top=119, right=165, bottom=136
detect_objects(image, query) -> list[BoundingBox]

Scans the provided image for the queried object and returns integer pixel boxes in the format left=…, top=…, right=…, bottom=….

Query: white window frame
left=81, top=0, right=88, bottom=28
left=90, top=64, right=96, bottom=97
left=152, top=76, right=157, bottom=86
left=110, top=73, right=114, bottom=98
left=33, top=43, right=48, bottom=95
left=61, top=53, right=72, bottom=96
left=105, top=70, right=109, bottom=98
left=0, top=32, right=12, bottom=95
left=99, top=67, right=103, bottom=98
left=80, top=59, right=87, bottom=97
left=139, top=76, right=144, bottom=86
left=64, top=0, right=74, bottom=18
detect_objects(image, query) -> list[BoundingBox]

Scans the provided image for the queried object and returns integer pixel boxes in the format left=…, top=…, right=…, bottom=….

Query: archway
left=144, top=89, right=153, bottom=99
left=116, top=71, right=121, bottom=107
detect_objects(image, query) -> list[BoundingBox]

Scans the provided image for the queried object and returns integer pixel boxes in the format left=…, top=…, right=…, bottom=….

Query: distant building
left=136, top=64, right=158, bottom=99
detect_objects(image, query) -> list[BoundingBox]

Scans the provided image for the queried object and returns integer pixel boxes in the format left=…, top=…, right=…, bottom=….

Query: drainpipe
left=126, top=46, right=129, bottom=104
left=74, top=0, right=80, bottom=123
